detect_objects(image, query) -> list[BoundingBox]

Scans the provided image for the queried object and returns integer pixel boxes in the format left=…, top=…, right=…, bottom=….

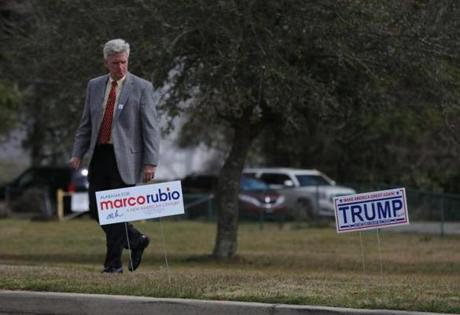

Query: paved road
left=0, top=290, right=452, bottom=315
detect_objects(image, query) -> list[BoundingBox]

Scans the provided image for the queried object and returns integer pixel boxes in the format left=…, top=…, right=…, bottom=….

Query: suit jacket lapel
left=94, top=75, right=110, bottom=127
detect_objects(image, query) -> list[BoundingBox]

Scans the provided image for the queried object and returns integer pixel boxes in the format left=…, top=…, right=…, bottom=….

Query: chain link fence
left=183, top=185, right=460, bottom=235
left=351, top=184, right=460, bottom=222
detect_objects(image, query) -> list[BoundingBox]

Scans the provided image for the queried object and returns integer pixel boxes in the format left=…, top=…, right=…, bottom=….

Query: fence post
left=440, top=195, right=445, bottom=237
left=315, top=184, right=319, bottom=219
left=57, top=189, right=64, bottom=221
left=207, top=195, right=213, bottom=222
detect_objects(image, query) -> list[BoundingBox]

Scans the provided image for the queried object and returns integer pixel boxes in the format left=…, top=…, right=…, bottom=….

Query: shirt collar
left=109, top=75, right=127, bottom=86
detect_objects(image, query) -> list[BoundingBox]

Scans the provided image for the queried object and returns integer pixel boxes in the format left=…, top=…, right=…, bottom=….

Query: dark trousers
left=88, top=144, right=144, bottom=269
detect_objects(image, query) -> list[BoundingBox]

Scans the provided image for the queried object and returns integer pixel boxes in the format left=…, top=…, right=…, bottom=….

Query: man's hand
left=69, top=157, right=81, bottom=170
left=143, top=164, right=156, bottom=183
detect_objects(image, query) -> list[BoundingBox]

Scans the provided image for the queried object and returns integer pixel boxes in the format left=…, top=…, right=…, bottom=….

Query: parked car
left=0, top=166, right=89, bottom=218
left=181, top=174, right=287, bottom=220
left=238, top=176, right=287, bottom=219
left=243, top=168, right=356, bottom=219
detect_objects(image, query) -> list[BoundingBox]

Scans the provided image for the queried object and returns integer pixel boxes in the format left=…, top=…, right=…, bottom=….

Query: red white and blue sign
left=334, top=188, right=409, bottom=233
left=96, top=180, right=184, bottom=225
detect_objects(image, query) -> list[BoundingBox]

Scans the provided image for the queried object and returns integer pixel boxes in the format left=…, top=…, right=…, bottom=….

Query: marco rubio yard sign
left=333, top=188, right=409, bottom=233
left=96, top=181, right=184, bottom=225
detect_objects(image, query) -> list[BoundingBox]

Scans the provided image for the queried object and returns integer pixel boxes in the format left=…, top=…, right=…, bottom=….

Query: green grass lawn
left=0, top=218, right=459, bottom=313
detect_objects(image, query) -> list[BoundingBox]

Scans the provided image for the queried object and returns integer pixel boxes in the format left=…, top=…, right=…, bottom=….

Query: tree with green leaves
left=253, top=1, right=460, bottom=191
left=149, top=0, right=460, bottom=258
left=0, top=80, right=19, bottom=137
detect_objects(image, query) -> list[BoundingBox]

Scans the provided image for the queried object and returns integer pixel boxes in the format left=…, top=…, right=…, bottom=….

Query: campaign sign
left=96, top=181, right=184, bottom=225
left=334, top=188, right=409, bottom=233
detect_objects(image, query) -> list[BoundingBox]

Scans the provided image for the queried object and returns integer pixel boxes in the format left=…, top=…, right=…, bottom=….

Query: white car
left=243, top=168, right=356, bottom=219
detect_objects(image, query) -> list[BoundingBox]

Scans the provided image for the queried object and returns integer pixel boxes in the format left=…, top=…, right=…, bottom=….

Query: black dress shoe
left=129, top=235, right=150, bottom=271
left=101, top=266, right=123, bottom=274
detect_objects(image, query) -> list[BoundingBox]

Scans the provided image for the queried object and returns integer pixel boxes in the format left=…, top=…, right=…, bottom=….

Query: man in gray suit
left=69, top=39, right=160, bottom=273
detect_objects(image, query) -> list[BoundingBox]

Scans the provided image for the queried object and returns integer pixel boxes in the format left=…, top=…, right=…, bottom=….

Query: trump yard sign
left=333, top=188, right=409, bottom=233
left=96, top=181, right=184, bottom=225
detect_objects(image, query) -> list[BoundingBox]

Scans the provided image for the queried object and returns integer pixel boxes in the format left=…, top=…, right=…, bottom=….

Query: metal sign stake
left=376, top=228, right=384, bottom=284
left=159, top=218, right=172, bottom=286
left=359, top=231, right=366, bottom=274
left=124, top=222, right=134, bottom=271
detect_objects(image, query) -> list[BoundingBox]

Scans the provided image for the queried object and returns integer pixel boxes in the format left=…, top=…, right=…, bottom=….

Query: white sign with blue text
left=96, top=181, right=184, bottom=225
left=334, top=188, right=409, bottom=233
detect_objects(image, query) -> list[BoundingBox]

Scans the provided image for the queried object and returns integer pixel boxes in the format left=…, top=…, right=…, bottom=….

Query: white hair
left=103, top=39, right=130, bottom=59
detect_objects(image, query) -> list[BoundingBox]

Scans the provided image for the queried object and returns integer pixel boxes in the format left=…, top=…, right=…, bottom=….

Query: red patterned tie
left=98, top=81, right=117, bottom=144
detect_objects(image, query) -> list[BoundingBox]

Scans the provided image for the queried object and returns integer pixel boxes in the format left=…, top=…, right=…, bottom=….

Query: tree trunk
left=212, top=121, right=256, bottom=259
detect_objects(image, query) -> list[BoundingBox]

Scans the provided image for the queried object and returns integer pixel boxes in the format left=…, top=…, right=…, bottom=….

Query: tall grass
left=0, top=218, right=459, bottom=313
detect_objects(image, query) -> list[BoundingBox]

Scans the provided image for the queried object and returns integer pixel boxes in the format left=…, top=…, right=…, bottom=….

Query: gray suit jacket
left=72, top=72, right=160, bottom=185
